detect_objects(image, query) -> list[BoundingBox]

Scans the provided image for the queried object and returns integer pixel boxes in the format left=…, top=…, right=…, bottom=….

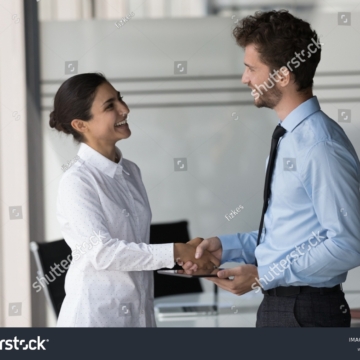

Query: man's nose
left=241, top=69, right=249, bottom=85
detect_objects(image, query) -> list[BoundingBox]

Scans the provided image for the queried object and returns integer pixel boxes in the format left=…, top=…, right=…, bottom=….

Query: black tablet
left=157, top=269, right=223, bottom=278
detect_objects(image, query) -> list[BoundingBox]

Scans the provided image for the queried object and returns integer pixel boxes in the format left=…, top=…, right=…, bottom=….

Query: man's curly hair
left=233, top=10, right=321, bottom=92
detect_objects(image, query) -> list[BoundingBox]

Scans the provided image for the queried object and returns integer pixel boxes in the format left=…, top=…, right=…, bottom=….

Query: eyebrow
left=244, top=63, right=255, bottom=69
left=102, top=91, right=121, bottom=107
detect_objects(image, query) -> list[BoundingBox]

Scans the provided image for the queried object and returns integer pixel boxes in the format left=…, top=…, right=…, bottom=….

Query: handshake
left=173, top=237, right=222, bottom=271
left=172, top=237, right=261, bottom=296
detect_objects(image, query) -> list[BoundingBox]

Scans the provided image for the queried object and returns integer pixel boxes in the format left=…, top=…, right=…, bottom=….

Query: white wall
left=38, top=0, right=208, bottom=21
left=0, top=0, right=31, bottom=327
left=40, top=13, right=360, bottom=325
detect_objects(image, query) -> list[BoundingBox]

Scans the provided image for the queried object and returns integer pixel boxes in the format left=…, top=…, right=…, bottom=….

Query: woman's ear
left=71, top=119, right=88, bottom=134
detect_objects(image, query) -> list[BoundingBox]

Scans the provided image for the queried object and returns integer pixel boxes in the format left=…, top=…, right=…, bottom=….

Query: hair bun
left=49, top=110, right=57, bottom=129
left=49, top=110, right=70, bottom=134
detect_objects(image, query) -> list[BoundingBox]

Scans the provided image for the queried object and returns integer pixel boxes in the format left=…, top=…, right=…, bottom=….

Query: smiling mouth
left=115, top=120, right=128, bottom=127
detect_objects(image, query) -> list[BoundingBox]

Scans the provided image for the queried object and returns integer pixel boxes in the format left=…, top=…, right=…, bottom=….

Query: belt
left=261, top=284, right=342, bottom=297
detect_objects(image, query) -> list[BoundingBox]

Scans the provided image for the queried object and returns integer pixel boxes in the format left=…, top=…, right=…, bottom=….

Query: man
left=183, top=10, right=360, bottom=327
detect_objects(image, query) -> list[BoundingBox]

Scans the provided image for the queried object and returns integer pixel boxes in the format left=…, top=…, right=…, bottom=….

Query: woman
left=50, top=73, right=219, bottom=327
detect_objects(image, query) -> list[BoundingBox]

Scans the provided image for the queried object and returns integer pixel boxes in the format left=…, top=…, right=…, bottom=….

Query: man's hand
left=206, top=265, right=261, bottom=296
left=181, top=237, right=223, bottom=271
left=174, top=242, right=220, bottom=270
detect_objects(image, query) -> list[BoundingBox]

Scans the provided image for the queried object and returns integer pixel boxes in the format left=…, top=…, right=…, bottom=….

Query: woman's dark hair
left=49, top=72, right=109, bottom=143
left=233, top=10, right=321, bottom=92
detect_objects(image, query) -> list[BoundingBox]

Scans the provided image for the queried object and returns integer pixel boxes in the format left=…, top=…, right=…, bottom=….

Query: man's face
left=241, top=44, right=283, bottom=109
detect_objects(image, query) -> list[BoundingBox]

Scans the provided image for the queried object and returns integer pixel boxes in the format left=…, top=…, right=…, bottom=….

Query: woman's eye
left=106, top=96, right=123, bottom=110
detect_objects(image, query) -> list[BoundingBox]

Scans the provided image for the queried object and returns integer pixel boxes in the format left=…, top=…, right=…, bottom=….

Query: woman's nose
left=118, top=102, right=130, bottom=116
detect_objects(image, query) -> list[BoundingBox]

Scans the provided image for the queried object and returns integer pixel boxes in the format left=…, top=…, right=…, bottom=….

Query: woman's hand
left=173, top=241, right=220, bottom=270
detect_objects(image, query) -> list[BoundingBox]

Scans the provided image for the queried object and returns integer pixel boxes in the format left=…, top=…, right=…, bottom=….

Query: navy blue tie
left=255, top=124, right=286, bottom=267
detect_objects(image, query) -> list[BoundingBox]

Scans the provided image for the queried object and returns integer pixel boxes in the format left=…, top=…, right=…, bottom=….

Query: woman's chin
left=116, top=129, right=131, bottom=140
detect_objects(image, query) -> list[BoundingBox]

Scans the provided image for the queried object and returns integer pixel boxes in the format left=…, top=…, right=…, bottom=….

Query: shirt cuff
left=152, top=243, right=175, bottom=269
left=218, top=234, right=244, bottom=264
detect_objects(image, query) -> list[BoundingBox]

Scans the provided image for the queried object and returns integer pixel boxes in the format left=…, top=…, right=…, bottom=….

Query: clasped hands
left=173, top=237, right=220, bottom=270
left=174, top=237, right=261, bottom=296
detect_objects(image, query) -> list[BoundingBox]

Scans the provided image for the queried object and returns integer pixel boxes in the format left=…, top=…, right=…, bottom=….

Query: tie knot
left=272, top=125, right=286, bottom=140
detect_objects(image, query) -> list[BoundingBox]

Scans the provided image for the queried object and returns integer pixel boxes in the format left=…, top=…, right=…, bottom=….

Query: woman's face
left=79, top=81, right=131, bottom=145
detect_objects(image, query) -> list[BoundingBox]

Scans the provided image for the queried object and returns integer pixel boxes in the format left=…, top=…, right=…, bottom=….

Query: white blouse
left=56, top=142, right=175, bottom=327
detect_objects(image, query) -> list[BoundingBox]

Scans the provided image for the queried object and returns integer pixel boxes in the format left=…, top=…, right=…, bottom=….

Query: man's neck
left=275, top=91, right=313, bottom=121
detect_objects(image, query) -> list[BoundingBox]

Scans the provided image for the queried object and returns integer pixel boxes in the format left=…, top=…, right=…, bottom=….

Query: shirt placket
left=117, top=168, right=146, bottom=324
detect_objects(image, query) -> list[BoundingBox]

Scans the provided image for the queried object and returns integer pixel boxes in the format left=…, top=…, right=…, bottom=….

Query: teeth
left=115, top=120, right=127, bottom=127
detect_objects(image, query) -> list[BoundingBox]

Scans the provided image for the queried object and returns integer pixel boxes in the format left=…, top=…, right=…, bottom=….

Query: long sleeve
left=57, top=171, right=175, bottom=271
left=257, top=140, right=360, bottom=288
left=218, top=230, right=259, bottom=265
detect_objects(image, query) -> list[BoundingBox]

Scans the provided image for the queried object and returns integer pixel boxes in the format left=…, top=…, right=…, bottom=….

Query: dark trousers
left=256, top=290, right=351, bottom=327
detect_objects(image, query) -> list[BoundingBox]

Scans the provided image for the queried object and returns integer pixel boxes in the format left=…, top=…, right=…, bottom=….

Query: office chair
left=149, top=220, right=203, bottom=298
left=30, top=240, right=72, bottom=318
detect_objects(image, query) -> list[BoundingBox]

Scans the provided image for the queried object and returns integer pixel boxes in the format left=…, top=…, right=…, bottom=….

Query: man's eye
left=106, top=104, right=114, bottom=110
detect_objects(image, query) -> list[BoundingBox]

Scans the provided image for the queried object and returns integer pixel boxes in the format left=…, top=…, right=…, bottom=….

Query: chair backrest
left=30, top=240, right=72, bottom=318
left=149, top=220, right=203, bottom=298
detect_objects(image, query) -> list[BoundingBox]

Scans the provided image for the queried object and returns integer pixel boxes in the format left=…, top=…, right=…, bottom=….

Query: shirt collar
left=77, top=142, right=129, bottom=178
left=280, top=96, right=321, bottom=132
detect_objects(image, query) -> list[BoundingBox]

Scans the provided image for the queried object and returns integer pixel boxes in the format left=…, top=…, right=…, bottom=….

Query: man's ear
left=278, top=66, right=291, bottom=88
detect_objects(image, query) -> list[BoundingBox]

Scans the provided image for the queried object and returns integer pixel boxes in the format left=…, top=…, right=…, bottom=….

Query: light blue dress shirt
left=218, top=96, right=360, bottom=290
